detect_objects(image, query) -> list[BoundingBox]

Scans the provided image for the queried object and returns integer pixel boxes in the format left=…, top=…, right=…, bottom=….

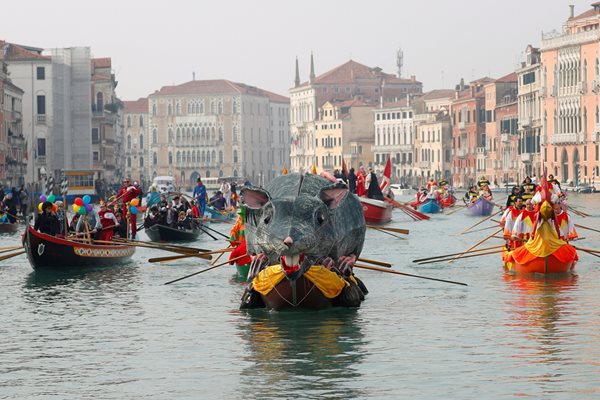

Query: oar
left=164, top=255, right=246, bottom=285
left=353, top=263, right=468, bottom=286
left=568, top=205, right=590, bottom=217
left=368, top=226, right=405, bottom=239
left=0, top=245, right=24, bottom=251
left=412, top=245, right=506, bottom=263
left=449, top=228, right=503, bottom=263
left=446, top=206, right=466, bottom=216
left=460, top=209, right=502, bottom=235
left=573, top=246, right=600, bottom=254
left=106, top=190, right=128, bottom=207
left=462, top=224, right=501, bottom=235
left=416, top=249, right=505, bottom=265
left=0, top=246, right=24, bottom=255
left=149, top=248, right=231, bottom=263
left=366, top=225, right=409, bottom=235
left=89, top=238, right=212, bottom=259
left=356, top=257, right=392, bottom=268
left=0, top=249, right=25, bottom=262
left=1, top=211, right=25, bottom=222
left=113, top=237, right=211, bottom=253
left=574, top=224, right=600, bottom=234
left=196, top=222, right=230, bottom=240
left=574, top=247, right=600, bottom=259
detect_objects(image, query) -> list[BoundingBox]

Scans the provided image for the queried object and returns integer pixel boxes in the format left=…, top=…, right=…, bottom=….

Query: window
left=36, top=67, right=45, bottom=80
left=169, top=152, right=173, bottom=165
left=152, top=104, right=157, bottom=116
left=96, top=92, right=104, bottom=112
left=140, top=157, right=144, bottom=167
left=127, top=157, right=131, bottom=167
left=93, top=151, right=99, bottom=161
left=37, top=95, right=46, bottom=115
left=127, top=135, right=131, bottom=149
left=139, top=134, right=144, bottom=149
left=233, top=150, right=238, bottom=163
left=37, top=138, right=46, bottom=156
left=139, top=116, right=144, bottom=127
left=168, top=103, right=172, bottom=116
left=219, top=150, right=223, bottom=163
left=127, top=116, right=132, bottom=127
left=91, top=128, right=99, bottom=142
left=153, top=152, right=157, bottom=165
left=152, top=128, right=157, bottom=144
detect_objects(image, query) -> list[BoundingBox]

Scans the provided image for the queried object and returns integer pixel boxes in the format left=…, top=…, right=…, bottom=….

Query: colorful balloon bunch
left=129, top=198, right=140, bottom=215
left=72, top=195, right=94, bottom=215
left=38, top=194, right=58, bottom=212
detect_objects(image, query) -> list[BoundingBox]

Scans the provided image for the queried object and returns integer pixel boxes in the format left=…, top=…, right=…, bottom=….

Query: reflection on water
left=238, top=309, right=366, bottom=399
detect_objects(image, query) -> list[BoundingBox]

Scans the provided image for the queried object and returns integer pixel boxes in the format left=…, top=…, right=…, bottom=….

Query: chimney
left=309, top=52, right=315, bottom=84
left=294, top=57, right=300, bottom=88
left=192, top=72, right=196, bottom=81
left=470, top=86, right=475, bottom=97
left=569, top=4, right=574, bottom=18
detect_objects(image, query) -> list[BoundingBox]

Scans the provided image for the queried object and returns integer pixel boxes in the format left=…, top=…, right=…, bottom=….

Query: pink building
left=541, top=3, right=600, bottom=187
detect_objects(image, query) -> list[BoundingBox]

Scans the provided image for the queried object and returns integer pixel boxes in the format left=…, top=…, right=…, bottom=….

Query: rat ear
left=241, top=187, right=271, bottom=209
left=319, top=183, right=349, bottom=209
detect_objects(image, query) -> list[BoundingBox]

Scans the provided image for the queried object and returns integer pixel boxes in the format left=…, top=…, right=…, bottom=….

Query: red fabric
left=229, top=239, right=252, bottom=265
left=356, top=173, right=366, bottom=196
left=191, top=205, right=199, bottom=218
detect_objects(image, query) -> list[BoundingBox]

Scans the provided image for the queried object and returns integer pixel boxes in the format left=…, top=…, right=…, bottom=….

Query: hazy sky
left=2, top=0, right=592, bottom=100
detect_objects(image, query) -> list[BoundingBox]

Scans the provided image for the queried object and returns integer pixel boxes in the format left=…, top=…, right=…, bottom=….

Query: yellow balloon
left=38, top=202, right=43, bottom=212
left=73, top=204, right=80, bottom=212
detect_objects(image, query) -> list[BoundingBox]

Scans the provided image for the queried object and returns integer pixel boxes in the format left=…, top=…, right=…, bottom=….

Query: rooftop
left=123, top=97, right=149, bottom=114
left=153, top=79, right=288, bottom=102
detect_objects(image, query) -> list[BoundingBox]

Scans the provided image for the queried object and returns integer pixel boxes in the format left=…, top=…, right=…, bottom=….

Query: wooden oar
left=73, top=237, right=213, bottom=259
left=149, top=248, right=231, bottom=263
left=366, top=225, right=409, bottom=235
left=368, top=226, right=405, bottom=239
left=462, top=224, right=501, bottom=235
left=353, top=263, right=468, bottom=286
left=446, top=206, right=466, bottom=216
left=568, top=205, right=590, bottom=217
left=2, top=211, right=25, bottom=222
left=0, top=246, right=24, bottom=255
left=573, top=246, right=600, bottom=254
left=0, top=249, right=25, bottom=262
left=416, top=249, right=505, bottom=265
left=113, top=237, right=211, bottom=253
left=574, top=224, right=600, bottom=234
left=574, top=247, right=600, bottom=259
left=164, top=255, right=246, bottom=285
left=449, top=228, right=503, bottom=263
left=460, top=209, right=502, bottom=235
left=412, top=245, right=506, bottom=263
left=356, top=257, right=392, bottom=268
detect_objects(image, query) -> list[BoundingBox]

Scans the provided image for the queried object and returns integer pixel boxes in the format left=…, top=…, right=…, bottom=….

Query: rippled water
left=1, top=193, right=599, bottom=399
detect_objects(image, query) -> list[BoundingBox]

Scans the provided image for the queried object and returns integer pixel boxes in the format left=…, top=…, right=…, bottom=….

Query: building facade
left=290, top=56, right=422, bottom=173
left=145, top=79, right=289, bottom=189
left=541, top=3, right=600, bottom=186
left=1, top=69, right=25, bottom=187
left=122, top=97, right=149, bottom=186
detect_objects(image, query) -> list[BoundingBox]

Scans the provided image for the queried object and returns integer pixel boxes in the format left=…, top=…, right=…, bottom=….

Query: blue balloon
left=129, top=206, right=138, bottom=215
left=83, top=195, right=91, bottom=205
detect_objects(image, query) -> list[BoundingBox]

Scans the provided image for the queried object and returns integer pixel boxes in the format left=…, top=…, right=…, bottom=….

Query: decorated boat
left=23, top=225, right=135, bottom=270
left=146, top=223, right=204, bottom=242
left=440, top=194, right=457, bottom=208
left=205, top=205, right=235, bottom=222
left=0, top=223, right=19, bottom=234
left=417, top=198, right=442, bottom=214
left=358, top=196, right=393, bottom=224
left=466, top=197, right=494, bottom=216
left=502, top=175, right=578, bottom=275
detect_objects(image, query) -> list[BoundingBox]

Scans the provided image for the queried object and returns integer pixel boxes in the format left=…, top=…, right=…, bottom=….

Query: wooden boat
left=0, top=223, right=19, bottom=234
left=440, top=195, right=457, bottom=208
left=502, top=217, right=578, bottom=275
left=205, top=205, right=234, bottom=222
left=146, top=223, right=203, bottom=242
left=358, top=197, right=393, bottom=224
left=466, top=197, right=494, bottom=216
left=23, top=225, right=135, bottom=270
left=417, top=198, right=442, bottom=214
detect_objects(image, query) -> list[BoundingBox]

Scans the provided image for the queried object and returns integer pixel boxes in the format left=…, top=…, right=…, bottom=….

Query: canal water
left=1, top=193, right=599, bottom=399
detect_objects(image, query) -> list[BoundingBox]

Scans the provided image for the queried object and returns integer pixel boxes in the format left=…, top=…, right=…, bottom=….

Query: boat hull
left=358, top=197, right=392, bottom=224
left=23, top=225, right=135, bottom=270
left=146, top=224, right=203, bottom=242
left=417, top=199, right=442, bottom=214
left=0, top=223, right=19, bottom=234
left=503, top=250, right=576, bottom=274
left=467, top=197, right=494, bottom=216
left=261, top=275, right=334, bottom=310
left=440, top=195, right=457, bottom=208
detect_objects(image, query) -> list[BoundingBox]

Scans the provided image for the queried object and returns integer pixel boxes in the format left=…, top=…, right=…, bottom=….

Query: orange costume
left=553, top=210, right=578, bottom=241
left=502, top=206, right=523, bottom=248
left=511, top=209, right=538, bottom=243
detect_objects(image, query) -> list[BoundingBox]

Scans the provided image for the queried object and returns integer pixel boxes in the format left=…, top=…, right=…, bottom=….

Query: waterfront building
left=145, top=79, right=288, bottom=189
left=290, top=55, right=422, bottom=173
left=122, top=97, right=149, bottom=186
left=0, top=59, right=26, bottom=186
left=541, top=3, right=600, bottom=186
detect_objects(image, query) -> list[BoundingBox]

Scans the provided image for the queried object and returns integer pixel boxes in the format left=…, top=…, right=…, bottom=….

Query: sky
left=1, top=0, right=593, bottom=100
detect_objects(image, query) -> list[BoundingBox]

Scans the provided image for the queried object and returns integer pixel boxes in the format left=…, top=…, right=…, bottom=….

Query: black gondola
left=145, top=223, right=204, bottom=242
left=0, top=223, right=19, bottom=234
left=23, top=225, right=135, bottom=270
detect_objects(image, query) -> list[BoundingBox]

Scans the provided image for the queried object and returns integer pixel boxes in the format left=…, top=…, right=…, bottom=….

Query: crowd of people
left=411, top=178, right=456, bottom=208
left=0, top=184, right=29, bottom=224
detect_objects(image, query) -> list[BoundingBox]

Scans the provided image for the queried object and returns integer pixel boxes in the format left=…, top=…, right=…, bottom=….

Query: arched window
left=176, top=103, right=181, bottom=115
left=153, top=152, right=157, bottom=165
left=176, top=127, right=181, bottom=142
left=152, top=104, right=157, bottom=116
left=233, top=101, right=238, bottom=114
left=139, top=134, right=144, bottom=149
left=169, top=152, right=173, bottom=165
left=96, top=92, right=104, bottom=111
left=199, top=101, right=204, bottom=113
left=211, top=101, right=216, bottom=114
left=139, top=116, right=144, bottom=127
left=127, top=135, right=131, bottom=149
left=218, top=102, right=223, bottom=114
left=168, top=128, right=173, bottom=142
left=211, top=150, right=216, bottom=163
left=168, top=103, right=173, bottom=116
left=192, top=151, right=196, bottom=163
left=233, top=150, right=238, bottom=163
left=219, top=150, right=223, bottom=163
left=140, top=157, right=144, bottom=167
left=187, top=151, right=191, bottom=163
left=127, top=157, right=131, bottom=167
left=206, top=170, right=211, bottom=178
left=152, top=128, right=157, bottom=144
left=187, top=128, right=191, bottom=141
left=233, top=126, right=238, bottom=142
left=201, top=151, right=206, bottom=162
left=218, top=127, right=224, bottom=142
left=188, top=103, right=192, bottom=114
left=206, top=151, right=210, bottom=164
left=176, top=151, right=181, bottom=164
left=219, top=170, right=224, bottom=177
left=127, top=116, right=131, bottom=127
left=233, top=169, right=238, bottom=177
left=211, top=127, right=216, bottom=141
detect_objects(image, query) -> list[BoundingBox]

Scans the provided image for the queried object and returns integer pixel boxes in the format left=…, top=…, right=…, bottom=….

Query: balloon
left=39, top=195, right=47, bottom=202
left=52, top=204, right=58, bottom=212
left=83, top=195, right=91, bottom=205
left=74, top=197, right=83, bottom=206
left=47, top=194, right=56, bottom=203
left=38, top=203, right=43, bottom=212
left=129, top=206, right=138, bottom=215
left=85, top=204, right=93, bottom=213
left=73, top=204, right=80, bottom=213
left=130, top=198, right=139, bottom=206
left=78, top=207, right=87, bottom=215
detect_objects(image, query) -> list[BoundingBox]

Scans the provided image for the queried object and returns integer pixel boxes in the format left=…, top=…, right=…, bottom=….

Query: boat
left=0, top=223, right=19, bottom=234
left=145, top=223, right=204, bottom=242
left=23, top=225, right=135, bottom=270
left=235, top=263, right=250, bottom=280
left=205, top=205, right=234, bottom=222
left=578, top=185, right=597, bottom=194
left=466, top=197, right=495, bottom=216
left=358, top=196, right=393, bottom=224
left=440, top=194, right=457, bottom=208
left=417, top=198, right=442, bottom=214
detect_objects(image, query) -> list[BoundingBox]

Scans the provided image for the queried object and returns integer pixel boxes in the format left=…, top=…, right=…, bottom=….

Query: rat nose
left=283, top=236, right=294, bottom=248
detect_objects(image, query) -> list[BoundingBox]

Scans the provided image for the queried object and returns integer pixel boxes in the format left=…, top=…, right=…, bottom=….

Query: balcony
left=12, top=110, right=22, bottom=121
left=476, top=146, right=486, bottom=155
left=456, top=148, right=469, bottom=157
left=541, top=29, right=600, bottom=51
left=458, top=121, right=466, bottom=130
left=519, top=116, right=531, bottom=127
left=418, top=161, right=430, bottom=169
left=552, top=133, right=584, bottom=145
left=36, top=115, right=46, bottom=124
left=520, top=153, right=532, bottom=163
left=501, top=133, right=511, bottom=143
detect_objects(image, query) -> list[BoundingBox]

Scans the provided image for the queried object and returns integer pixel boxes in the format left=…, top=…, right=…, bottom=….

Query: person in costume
left=506, top=186, right=521, bottom=207
left=552, top=203, right=578, bottom=242
left=34, top=201, right=61, bottom=236
left=366, top=168, right=384, bottom=201
left=355, top=166, right=367, bottom=197
left=520, top=176, right=537, bottom=202
left=98, top=201, right=119, bottom=241
left=511, top=199, right=538, bottom=244
left=228, top=206, right=252, bottom=277
left=478, top=176, right=490, bottom=188
left=501, top=196, right=524, bottom=249
left=116, top=177, right=142, bottom=238
left=464, top=185, right=479, bottom=203
left=192, top=178, right=207, bottom=215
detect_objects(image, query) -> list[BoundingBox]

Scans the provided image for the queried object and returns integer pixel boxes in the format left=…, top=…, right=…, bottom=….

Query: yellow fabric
left=312, top=164, right=317, bottom=174
left=283, top=164, right=288, bottom=175
left=252, top=265, right=349, bottom=298
left=523, top=220, right=566, bottom=258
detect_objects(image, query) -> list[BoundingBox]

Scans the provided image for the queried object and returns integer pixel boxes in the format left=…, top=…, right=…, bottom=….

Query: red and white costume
left=98, top=209, right=119, bottom=241
left=511, top=208, right=538, bottom=243
left=117, top=183, right=142, bottom=238
left=501, top=206, right=523, bottom=248
left=552, top=210, right=578, bottom=241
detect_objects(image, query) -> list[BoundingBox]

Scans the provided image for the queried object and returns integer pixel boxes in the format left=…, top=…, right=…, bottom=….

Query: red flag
left=341, top=159, right=348, bottom=179
left=379, top=156, right=392, bottom=193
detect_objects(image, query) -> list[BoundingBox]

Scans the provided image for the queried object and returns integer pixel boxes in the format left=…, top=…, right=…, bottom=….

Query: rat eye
left=264, top=215, right=271, bottom=224
left=316, top=210, right=325, bottom=225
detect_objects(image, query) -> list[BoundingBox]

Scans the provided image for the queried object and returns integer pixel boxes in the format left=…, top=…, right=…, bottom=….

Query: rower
left=552, top=203, right=578, bottom=242
left=511, top=199, right=538, bottom=244
left=501, top=196, right=524, bottom=249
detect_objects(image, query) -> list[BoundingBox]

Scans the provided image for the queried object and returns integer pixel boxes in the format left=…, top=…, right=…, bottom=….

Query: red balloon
left=74, top=197, right=83, bottom=206
left=52, top=204, right=58, bottom=212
